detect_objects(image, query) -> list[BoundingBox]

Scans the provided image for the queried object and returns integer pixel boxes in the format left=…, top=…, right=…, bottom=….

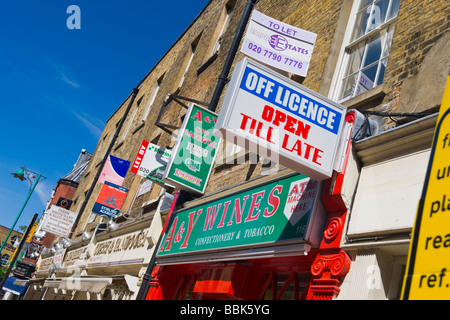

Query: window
left=118, top=95, right=143, bottom=143
left=336, top=0, right=400, bottom=102
left=178, top=36, right=200, bottom=88
left=211, top=0, right=235, bottom=56
left=142, top=73, right=164, bottom=122
left=1, top=254, right=10, bottom=267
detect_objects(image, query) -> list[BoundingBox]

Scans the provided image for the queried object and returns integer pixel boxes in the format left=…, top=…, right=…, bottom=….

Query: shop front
left=145, top=111, right=360, bottom=300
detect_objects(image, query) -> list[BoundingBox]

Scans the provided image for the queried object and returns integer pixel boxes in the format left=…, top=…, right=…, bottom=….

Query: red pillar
left=307, top=112, right=357, bottom=300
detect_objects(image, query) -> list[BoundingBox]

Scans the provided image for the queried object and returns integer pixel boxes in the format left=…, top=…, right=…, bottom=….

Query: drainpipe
left=208, top=0, right=258, bottom=112
left=71, top=87, right=140, bottom=235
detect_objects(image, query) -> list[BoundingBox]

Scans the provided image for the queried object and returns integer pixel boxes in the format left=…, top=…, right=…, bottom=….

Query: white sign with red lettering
left=214, top=58, right=346, bottom=180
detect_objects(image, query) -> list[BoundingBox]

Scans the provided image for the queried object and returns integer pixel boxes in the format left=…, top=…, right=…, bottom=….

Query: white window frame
left=329, top=0, right=400, bottom=103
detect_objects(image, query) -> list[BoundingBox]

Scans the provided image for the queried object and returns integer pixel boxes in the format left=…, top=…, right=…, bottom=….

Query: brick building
left=26, top=0, right=449, bottom=300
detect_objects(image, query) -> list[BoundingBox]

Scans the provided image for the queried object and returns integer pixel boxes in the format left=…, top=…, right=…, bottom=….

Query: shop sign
left=157, top=174, right=323, bottom=259
left=53, top=248, right=66, bottom=269
left=62, top=246, right=88, bottom=268
left=163, top=104, right=221, bottom=194
left=402, top=76, right=450, bottom=300
left=131, top=140, right=173, bottom=187
left=37, top=256, right=53, bottom=272
left=99, top=155, right=130, bottom=186
left=88, top=229, right=149, bottom=266
left=92, top=181, right=128, bottom=219
left=241, top=10, right=317, bottom=77
left=215, top=58, right=345, bottom=181
left=41, top=205, right=78, bottom=238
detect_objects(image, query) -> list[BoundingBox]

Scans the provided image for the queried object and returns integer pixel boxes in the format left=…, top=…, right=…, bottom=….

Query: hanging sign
left=402, top=76, right=450, bottom=300
left=215, top=58, right=346, bottom=180
left=99, top=155, right=130, bottom=186
left=131, top=140, right=173, bottom=187
left=163, top=104, right=221, bottom=195
left=41, top=205, right=78, bottom=238
left=92, top=181, right=128, bottom=219
left=157, top=174, right=324, bottom=260
left=241, top=10, right=317, bottom=77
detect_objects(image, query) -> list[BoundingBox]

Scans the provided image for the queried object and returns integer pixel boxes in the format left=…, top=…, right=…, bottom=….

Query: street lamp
left=0, top=166, right=46, bottom=257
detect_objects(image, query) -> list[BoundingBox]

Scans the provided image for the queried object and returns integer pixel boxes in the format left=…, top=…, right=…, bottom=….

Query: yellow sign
left=402, top=76, right=450, bottom=299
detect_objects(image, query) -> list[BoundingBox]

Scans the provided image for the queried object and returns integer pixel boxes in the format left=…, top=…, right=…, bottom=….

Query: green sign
left=157, top=174, right=322, bottom=259
left=163, top=104, right=221, bottom=194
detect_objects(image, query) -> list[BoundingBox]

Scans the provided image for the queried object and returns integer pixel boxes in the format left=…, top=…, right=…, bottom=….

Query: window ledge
left=197, top=52, right=218, bottom=75
left=341, top=85, right=385, bottom=109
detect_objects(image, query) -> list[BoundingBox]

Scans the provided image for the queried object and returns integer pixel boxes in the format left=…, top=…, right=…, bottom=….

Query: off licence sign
left=402, top=76, right=450, bottom=299
left=215, top=58, right=345, bottom=180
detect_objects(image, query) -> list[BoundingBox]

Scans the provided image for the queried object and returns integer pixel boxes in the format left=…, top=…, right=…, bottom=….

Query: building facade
left=26, top=0, right=449, bottom=300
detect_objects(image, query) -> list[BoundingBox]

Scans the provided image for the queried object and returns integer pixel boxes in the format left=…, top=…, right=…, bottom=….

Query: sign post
left=163, top=104, right=221, bottom=195
left=402, top=76, right=450, bottom=299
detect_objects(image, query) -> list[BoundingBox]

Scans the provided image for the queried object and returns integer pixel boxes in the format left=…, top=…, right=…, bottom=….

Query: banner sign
left=163, top=104, right=221, bottom=195
left=41, top=205, right=78, bottom=238
left=157, top=174, right=323, bottom=259
left=402, top=76, right=450, bottom=300
left=99, top=155, right=130, bottom=186
left=131, top=140, right=173, bottom=187
left=215, top=58, right=346, bottom=180
left=92, top=181, right=128, bottom=219
left=241, top=10, right=317, bottom=77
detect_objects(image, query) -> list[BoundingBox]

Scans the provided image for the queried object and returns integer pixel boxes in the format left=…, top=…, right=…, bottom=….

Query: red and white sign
left=131, top=140, right=172, bottom=185
left=214, top=58, right=346, bottom=180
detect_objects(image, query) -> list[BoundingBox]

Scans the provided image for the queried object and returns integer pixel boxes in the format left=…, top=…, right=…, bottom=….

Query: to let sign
left=241, top=10, right=317, bottom=77
left=163, top=104, right=221, bottom=195
left=402, top=76, right=450, bottom=300
left=131, top=140, right=173, bottom=186
left=215, top=58, right=346, bottom=180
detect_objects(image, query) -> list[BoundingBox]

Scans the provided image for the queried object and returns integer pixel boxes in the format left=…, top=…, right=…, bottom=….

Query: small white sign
left=241, top=10, right=317, bottom=77
left=215, top=58, right=346, bottom=181
left=41, top=205, right=78, bottom=238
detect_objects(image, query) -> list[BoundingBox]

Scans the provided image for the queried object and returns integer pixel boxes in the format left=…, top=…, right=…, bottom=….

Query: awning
left=43, top=279, right=61, bottom=288
left=2, top=276, right=28, bottom=296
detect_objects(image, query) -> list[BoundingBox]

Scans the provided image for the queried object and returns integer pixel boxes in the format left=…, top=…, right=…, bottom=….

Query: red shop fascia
left=145, top=112, right=359, bottom=301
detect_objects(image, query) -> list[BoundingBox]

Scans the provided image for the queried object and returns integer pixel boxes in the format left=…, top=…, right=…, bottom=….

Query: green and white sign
left=157, top=174, right=324, bottom=260
left=163, top=104, right=221, bottom=194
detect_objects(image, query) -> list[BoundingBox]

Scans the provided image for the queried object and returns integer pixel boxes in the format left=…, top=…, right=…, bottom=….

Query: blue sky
left=0, top=1, right=209, bottom=231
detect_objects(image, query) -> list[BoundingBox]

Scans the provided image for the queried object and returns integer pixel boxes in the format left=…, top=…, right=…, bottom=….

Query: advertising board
left=402, top=76, right=450, bottom=300
left=92, top=181, right=128, bottom=219
left=131, top=140, right=173, bottom=187
left=157, top=173, right=324, bottom=261
left=163, top=104, right=221, bottom=194
left=98, top=155, right=130, bottom=186
left=241, top=10, right=317, bottom=77
left=215, top=58, right=346, bottom=180
left=41, top=205, right=78, bottom=238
